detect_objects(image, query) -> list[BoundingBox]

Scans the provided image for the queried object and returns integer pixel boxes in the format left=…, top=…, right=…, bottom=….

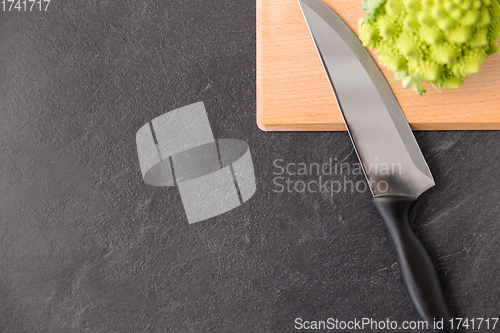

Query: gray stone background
left=0, top=1, right=499, bottom=332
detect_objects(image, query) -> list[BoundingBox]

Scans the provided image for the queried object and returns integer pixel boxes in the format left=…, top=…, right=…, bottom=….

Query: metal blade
left=298, top=0, right=434, bottom=198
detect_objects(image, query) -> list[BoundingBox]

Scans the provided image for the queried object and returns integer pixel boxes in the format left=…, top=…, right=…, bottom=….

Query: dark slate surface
left=1, top=1, right=499, bottom=332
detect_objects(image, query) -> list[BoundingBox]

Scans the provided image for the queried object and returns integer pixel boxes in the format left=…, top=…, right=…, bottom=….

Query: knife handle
left=373, top=196, right=455, bottom=333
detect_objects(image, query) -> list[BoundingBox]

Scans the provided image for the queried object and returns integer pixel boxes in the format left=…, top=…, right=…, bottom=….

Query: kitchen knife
left=298, top=0, right=454, bottom=332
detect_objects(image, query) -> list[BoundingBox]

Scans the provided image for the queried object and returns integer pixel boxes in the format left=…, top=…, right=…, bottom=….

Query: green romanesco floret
left=359, top=0, right=500, bottom=95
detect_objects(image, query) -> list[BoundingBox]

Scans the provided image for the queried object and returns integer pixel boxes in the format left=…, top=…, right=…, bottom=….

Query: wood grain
left=257, top=0, right=500, bottom=131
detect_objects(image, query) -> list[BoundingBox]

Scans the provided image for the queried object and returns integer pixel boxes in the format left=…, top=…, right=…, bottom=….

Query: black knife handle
left=373, top=196, right=454, bottom=333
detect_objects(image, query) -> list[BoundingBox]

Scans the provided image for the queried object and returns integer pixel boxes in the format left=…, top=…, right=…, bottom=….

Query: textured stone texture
left=1, top=1, right=499, bottom=332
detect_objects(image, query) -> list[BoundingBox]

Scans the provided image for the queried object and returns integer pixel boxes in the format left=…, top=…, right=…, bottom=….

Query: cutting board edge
left=257, top=119, right=500, bottom=131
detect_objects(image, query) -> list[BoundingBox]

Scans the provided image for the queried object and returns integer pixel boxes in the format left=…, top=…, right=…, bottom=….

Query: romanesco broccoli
left=358, top=0, right=500, bottom=95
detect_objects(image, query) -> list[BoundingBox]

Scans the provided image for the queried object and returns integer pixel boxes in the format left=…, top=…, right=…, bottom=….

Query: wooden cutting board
left=257, top=0, right=500, bottom=131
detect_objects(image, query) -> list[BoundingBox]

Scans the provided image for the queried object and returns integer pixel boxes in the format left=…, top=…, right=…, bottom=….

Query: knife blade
left=298, top=0, right=454, bottom=331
